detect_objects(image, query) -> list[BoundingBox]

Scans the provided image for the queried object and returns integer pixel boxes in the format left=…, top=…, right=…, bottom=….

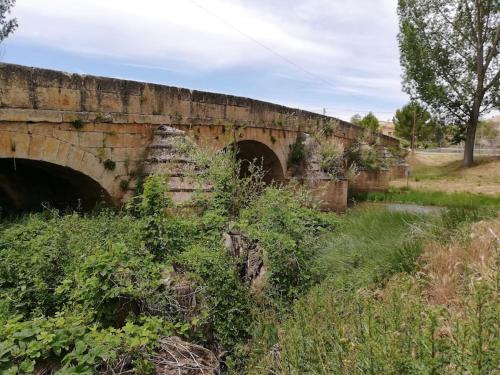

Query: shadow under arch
left=228, top=140, right=285, bottom=184
left=0, top=158, right=112, bottom=214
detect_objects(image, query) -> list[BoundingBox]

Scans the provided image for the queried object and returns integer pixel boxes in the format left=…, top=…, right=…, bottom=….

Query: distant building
left=379, top=120, right=396, bottom=137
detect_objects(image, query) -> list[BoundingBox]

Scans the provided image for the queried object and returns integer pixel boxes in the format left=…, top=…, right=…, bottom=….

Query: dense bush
left=319, top=138, right=345, bottom=179
left=240, top=188, right=336, bottom=301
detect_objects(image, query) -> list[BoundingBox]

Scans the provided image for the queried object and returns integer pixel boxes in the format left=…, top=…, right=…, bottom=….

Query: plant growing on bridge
left=287, top=137, right=306, bottom=167
left=398, top=0, right=500, bottom=167
left=0, top=0, right=17, bottom=45
left=345, top=140, right=385, bottom=172
left=319, top=139, right=345, bottom=179
left=70, top=118, right=84, bottom=130
left=103, top=159, right=116, bottom=171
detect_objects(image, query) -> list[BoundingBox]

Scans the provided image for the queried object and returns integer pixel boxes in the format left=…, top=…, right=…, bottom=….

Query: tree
left=351, top=114, right=362, bottom=125
left=394, top=101, right=436, bottom=148
left=398, top=0, right=500, bottom=167
left=0, top=0, right=17, bottom=44
left=359, top=112, right=380, bottom=131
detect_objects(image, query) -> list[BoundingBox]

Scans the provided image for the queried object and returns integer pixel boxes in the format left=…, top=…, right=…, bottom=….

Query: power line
left=188, top=0, right=338, bottom=89
left=188, top=0, right=398, bottom=117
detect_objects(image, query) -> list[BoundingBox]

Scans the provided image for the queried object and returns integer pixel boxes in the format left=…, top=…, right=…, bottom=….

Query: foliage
left=319, top=138, right=345, bottom=179
left=70, top=119, right=84, bottom=130
left=0, top=0, right=17, bottom=44
left=397, top=0, right=500, bottom=166
left=394, top=100, right=436, bottom=145
left=239, top=188, right=336, bottom=301
left=321, top=119, right=337, bottom=136
left=345, top=140, right=384, bottom=171
left=287, top=137, right=306, bottom=167
left=183, top=142, right=267, bottom=219
left=358, top=112, right=380, bottom=131
left=350, top=114, right=362, bottom=125
left=246, top=204, right=498, bottom=374
left=0, top=314, right=170, bottom=374
left=174, top=245, right=251, bottom=350
left=102, top=159, right=116, bottom=171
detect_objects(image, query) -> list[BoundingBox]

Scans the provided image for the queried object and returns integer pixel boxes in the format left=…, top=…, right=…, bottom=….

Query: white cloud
left=9, top=0, right=409, bottom=115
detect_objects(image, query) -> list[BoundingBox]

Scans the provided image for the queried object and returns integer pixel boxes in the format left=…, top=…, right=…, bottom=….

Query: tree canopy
left=398, top=0, right=499, bottom=166
left=359, top=112, right=380, bottom=132
left=394, top=101, right=437, bottom=147
left=0, top=0, right=17, bottom=44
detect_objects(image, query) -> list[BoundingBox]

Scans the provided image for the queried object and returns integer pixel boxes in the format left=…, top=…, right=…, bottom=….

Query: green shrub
left=70, top=119, right=84, bottom=130
left=319, top=139, right=344, bottom=179
left=103, top=159, right=116, bottom=171
left=174, top=245, right=251, bottom=350
left=0, top=314, right=171, bottom=374
left=240, top=188, right=336, bottom=300
left=287, top=138, right=306, bottom=167
left=56, top=243, right=163, bottom=326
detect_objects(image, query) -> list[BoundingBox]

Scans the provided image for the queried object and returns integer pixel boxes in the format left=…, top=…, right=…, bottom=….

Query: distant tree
left=350, top=114, right=362, bottom=125
left=398, top=0, right=500, bottom=167
left=359, top=112, right=380, bottom=132
left=0, top=0, right=17, bottom=45
left=394, top=101, right=436, bottom=148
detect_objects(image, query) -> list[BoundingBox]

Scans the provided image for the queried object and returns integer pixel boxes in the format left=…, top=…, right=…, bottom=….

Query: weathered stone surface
left=350, top=169, right=390, bottom=193
left=0, top=63, right=401, bottom=211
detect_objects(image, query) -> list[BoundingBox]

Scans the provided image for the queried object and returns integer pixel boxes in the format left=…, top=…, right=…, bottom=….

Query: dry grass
left=421, top=219, right=499, bottom=307
left=392, top=153, right=500, bottom=195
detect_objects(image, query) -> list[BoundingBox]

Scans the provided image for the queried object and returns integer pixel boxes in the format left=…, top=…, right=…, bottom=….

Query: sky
left=1, top=0, right=410, bottom=122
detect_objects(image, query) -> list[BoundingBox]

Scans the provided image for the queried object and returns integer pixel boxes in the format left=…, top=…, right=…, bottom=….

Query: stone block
left=56, top=142, right=71, bottom=165
left=81, top=151, right=104, bottom=182
left=28, top=136, right=46, bottom=160
left=0, top=132, right=14, bottom=157
left=0, top=109, right=62, bottom=123
left=66, top=146, right=85, bottom=170
left=350, top=169, right=390, bottom=193
left=12, top=133, right=30, bottom=158
left=43, top=137, right=60, bottom=162
left=100, top=92, right=123, bottom=113
left=35, top=87, right=81, bottom=111
left=54, top=129, right=79, bottom=145
left=27, top=123, right=54, bottom=137
left=79, top=132, right=104, bottom=148
left=309, top=178, right=348, bottom=212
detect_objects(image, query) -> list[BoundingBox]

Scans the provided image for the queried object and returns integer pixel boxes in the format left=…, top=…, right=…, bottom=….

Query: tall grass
left=246, top=205, right=499, bottom=374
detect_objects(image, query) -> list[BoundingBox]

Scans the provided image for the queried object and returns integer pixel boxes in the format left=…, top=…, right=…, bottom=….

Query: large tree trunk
left=463, top=118, right=478, bottom=168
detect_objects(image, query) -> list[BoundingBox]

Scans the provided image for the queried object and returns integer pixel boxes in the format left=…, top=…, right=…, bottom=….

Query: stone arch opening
left=0, top=158, right=111, bottom=214
left=230, top=140, right=285, bottom=184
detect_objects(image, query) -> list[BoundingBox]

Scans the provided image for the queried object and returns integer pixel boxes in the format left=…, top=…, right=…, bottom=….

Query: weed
left=119, top=179, right=129, bottom=192
left=103, top=159, right=116, bottom=171
left=71, top=118, right=84, bottom=129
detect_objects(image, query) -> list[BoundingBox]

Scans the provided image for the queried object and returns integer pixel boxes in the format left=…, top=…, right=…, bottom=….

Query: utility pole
left=411, top=103, right=416, bottom=153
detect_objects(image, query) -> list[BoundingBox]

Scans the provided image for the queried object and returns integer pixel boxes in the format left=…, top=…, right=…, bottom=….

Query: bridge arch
left=0, top=158, right=112, bottom=213
left=0, top=139, right=115, bottom=213
left=229, top=139, right=286, bottom=184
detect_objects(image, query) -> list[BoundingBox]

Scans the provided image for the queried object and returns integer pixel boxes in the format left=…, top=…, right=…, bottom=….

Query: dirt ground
left=391, top=152, right=500, bottom=195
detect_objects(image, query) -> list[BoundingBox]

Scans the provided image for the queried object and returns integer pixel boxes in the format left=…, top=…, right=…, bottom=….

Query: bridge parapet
left=0, top=63, right=398, bottom=147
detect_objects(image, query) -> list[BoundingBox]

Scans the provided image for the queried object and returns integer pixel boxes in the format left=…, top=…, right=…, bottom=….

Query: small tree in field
left=394, top=101, right=437, bottom=147
left=398, top=0, right=499, bottom=167
left=0, top=0, right=17, bottom=44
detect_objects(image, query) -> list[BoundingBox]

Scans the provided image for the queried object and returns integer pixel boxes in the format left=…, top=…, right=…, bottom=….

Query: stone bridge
left=0, top=63, right=400, bottom=213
